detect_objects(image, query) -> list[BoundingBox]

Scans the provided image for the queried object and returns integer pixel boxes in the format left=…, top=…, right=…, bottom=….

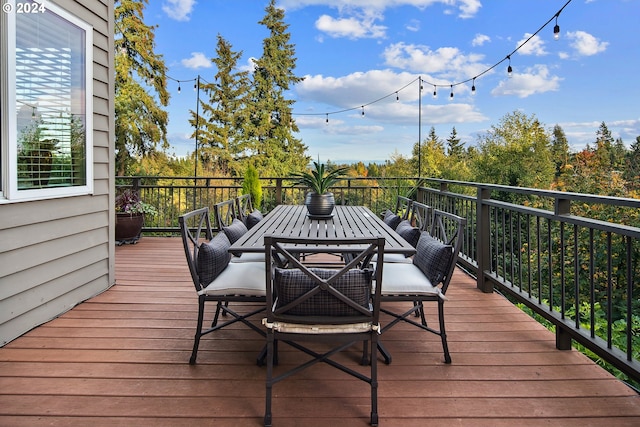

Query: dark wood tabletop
left=229, top=204, right=416, bottom=256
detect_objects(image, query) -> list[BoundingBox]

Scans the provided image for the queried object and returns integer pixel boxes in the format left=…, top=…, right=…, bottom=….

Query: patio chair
left=236, top=194, right=264, bottom=230
left=263, top=235, right=386, bottom=427
left=379, top=209, right=466, bottom=364
left=380, top=195, right=412, bottom=220
left=408, top=200, right=432, bottom=231
left=213, top=198, right=238, bottom=231
left=179, top=207, right=266, bottom=365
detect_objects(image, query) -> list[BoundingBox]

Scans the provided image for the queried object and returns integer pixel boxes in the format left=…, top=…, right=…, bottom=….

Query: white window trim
left=2, top=0, right=93, bottom=203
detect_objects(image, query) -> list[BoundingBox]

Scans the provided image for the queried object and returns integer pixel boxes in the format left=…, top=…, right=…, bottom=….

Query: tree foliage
left=115, top=0, right=169, bottom=176
left=473, top=111, right=555, bottom=192
left=190, top=35, right=250, bottom=177
left=244, top=0, right=310, bottom=176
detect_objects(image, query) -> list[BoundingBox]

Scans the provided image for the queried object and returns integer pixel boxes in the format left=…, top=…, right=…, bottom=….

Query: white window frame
left=1, top=0, right=93, bottom=203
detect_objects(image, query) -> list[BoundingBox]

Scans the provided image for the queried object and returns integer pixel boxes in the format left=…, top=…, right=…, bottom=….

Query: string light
left=135, top=1, right=571, bottom=123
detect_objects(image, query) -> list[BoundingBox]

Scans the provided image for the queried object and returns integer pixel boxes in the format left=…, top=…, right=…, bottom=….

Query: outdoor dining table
left=228, top=204, right=417, bottom=257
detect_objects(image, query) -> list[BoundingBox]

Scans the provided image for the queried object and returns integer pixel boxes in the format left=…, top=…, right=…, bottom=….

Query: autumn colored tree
left=114, top=0, right=169, bottom=176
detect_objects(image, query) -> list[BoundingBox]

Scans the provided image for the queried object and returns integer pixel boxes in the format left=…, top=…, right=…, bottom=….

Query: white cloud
left=491, top=64, right=562, bottom=98
left=472, top=33, right=490, bottom=47
left=181, top=52, right=211, bottom=69
left=406, top=19, right=420, bottom=32
left=295, top=69, right=487, bottom=126
left=566, top=30, right=608, bottom=56
left=162, top=0, right=196, bottom=22
left=279, top=0, right=481, bottom=19
left=315, top=14, right=387, bottom=39
left=516, top=33, right=547, bottom=56
left=280, top=0, right=481, bottom=40
left=382, top=42, right=488, bottom=81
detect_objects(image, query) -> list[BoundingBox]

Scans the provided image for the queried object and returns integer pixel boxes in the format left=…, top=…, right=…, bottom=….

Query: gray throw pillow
left=383, top=209, right=402, bottom=230
left=223, top=218, right=248, bottom=244
left=412, top=232, right=453, bottom=285
left=395, top=219, right=421, bottom=251
left=245, top=209, right=263, bottom=230
left=223, top=218, right=248, bottom=256
left=274, top=268, right=372, bottom=317
left=197, top=232, right=231, bottom=285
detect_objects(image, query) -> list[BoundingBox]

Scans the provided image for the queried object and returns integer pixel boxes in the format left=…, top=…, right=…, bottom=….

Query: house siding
left=0, top=0, right=114, bottom=346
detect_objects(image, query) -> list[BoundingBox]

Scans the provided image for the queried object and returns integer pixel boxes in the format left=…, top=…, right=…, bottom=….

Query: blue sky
left=145, top=0, right=639, bottom=163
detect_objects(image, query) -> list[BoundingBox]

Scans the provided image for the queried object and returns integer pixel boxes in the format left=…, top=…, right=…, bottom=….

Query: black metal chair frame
left=213, top=198, right=239, bottom=231
left=179, top=207, right=266, bottom=365
left=263, top=235, right=386, bottom=427
left=408, top=200, right=432, bottom=231
left=379, top=209, right=466, bottom=364
left=236, top=194, right=254, bottom=223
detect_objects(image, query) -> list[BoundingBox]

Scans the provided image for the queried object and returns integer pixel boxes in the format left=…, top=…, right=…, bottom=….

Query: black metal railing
left=116, top=175, right=640, bottom=386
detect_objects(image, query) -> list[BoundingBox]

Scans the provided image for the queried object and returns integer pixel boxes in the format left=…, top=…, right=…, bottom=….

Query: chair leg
left=438, top=299, right=451, bottom=364
left=370, top=336, right=379, bottom=426
left=211, top=301, right=222, bottom=327
left=264, top=332, right=275, bottom=427
left=190, top=297, right=206, bottom=365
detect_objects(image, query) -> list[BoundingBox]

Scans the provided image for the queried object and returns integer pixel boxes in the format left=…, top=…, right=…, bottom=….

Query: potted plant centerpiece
left=115, top=188, right=157, bottom=245
left=290, top=161, right=348, bottom=217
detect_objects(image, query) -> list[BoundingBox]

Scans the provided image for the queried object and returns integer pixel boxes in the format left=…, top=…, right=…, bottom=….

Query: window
left=1, top=0, right=93, bottom=202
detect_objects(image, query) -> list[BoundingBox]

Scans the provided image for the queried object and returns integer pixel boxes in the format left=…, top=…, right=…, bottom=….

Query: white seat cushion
left=381, top=262, right=446, bottom=299
left=371, top=253, right=412, bottom=264
left=230, top=252, right=265, bottom=263
left=200, top=261, right=266, bottom=296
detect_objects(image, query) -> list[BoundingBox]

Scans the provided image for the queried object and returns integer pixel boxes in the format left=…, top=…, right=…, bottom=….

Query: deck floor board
left=1, top=236, right=639, bottom=426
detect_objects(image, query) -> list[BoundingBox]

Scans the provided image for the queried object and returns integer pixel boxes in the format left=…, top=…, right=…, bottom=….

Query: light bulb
left=554, top=24, right=560, bottom=40
left=432, top=86, right=437, bottom=99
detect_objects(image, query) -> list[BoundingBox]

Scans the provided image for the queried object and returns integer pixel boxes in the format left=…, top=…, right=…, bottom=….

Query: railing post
left=476, top=186, right=493, bottom=293
left=555, top=198, right=570, bottom=216
left=554, top=197, right=572, bottom=350
left=275, top=178, right=283, bottom=205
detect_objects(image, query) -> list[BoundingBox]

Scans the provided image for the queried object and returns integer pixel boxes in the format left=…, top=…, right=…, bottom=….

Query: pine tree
left=624, top=136, right=640, bottom=191
left=247, top=0, right=309, bottom=176
left=550, top=124, right=570, bottom=177
left=190, top=35, right=250, bottom=176
left=412, top=127, right=445, bottom=178
left=446, top=127, right=464, bottom=158
left=114, top=0, right=169, bottom=176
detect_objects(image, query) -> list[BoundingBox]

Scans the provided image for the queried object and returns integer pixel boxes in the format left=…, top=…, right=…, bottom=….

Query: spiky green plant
left=290, top=161, right=348, bottom=194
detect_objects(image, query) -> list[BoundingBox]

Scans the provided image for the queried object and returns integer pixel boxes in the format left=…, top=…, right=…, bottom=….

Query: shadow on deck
left=1, top=236, right=639, bottom=426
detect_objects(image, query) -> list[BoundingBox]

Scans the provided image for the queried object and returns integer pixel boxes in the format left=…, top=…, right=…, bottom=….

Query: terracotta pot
left=305, top=192, right=335, bottom=217
left=115, top=212, right=144, bottom=244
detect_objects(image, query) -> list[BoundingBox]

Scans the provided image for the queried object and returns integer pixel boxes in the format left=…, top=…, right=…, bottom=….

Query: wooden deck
left=1, top=236, right=640, bottom=426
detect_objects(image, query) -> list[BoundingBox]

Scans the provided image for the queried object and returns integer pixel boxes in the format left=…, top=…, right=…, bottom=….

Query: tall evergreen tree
left=412, top=127, right=445, bottom=178
left=446, top=127, right=464, bottom=158
left=190, top=35, right=250, bottom=176
left=624, top=136, right=640, bottom=192
left=114, top=0, right=169, bottom=176
left=550, top=124, right=570, bottom=177
left=247, top=0, right=309, bottom=176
